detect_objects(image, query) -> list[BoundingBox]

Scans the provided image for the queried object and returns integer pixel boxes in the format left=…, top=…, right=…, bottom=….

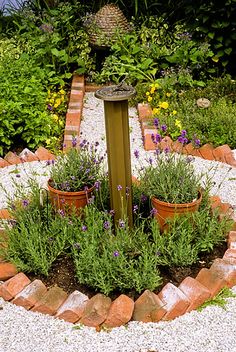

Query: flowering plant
left=49, top=139, right=104, bottom=192
left=137, top=148, right=202, bottom=204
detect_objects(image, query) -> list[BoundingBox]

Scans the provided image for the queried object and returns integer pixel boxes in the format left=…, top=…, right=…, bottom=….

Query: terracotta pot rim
left=47, top=179, right=94, bottom=196
left=151, top=190, right=202, bottom=209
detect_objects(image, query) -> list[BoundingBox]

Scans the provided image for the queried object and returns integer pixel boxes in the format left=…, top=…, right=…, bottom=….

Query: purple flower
left=178, top=136, right=188, bottom=145
left=117, top=185, right=122, bottom=191
left=186, top=156, right=194, bottom=163
left=151, top=133, right=156, bottom=143
left=133, top=205, right=138, bottom=213
left=141, top=194, right=148, bottom=203
left=109, top=209, right=115, bottom=216
left=154, top=118, right=159, bottom=129
left=161, top=124, right=167, bottom=132
left=94, top=181, right=101, bottom=190
left=148, top=157, right=153, bottom=165
left=103, top=221, right=110, bottom=230
left=47, top=104, right=53, bottom=111
left=155, top=134, right=162, bottom=143
left=150, top=208, right=157, bottom=217
left=155, top=148, right=161, bottom=156
left=181, top=130, right=187, bottom=137
left=81, top=225, right=87, bottom=232
left=134, top=149, right=139, bottom=159
left=118, top=219, right=125, bottom=228
left=113, top=250, right=119, bottom=257
left=193, top=138, right=201, bottom=147
left=58, top=209, right=65, bottom=217
left=71, top=137, right=77, bottom=148
left=22, top=199, right=29, bottom=207
left=46, top=160, right=51, bottom=166
left=164, top=147, right=170, bottom=154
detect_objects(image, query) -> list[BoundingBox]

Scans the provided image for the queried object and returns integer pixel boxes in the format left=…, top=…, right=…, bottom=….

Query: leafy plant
left=197, top=287, right=236, bottom=311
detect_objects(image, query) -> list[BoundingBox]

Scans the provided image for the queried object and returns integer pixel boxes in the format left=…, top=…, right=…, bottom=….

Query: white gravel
left=0, top=92, right=236, bottom=352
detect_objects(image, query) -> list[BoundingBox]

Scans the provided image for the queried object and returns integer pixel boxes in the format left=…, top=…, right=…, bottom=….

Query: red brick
left=132, top=290, right=166, bottom=323
left=35, top=147, right=55, bottom=161
left=19, top=148, right=38, bottom=162
left=143, top=130, right=158, bottom=151
left=184, top=142, right=198, bottom=156
left=159, top=136, right=173, bottom=152
left=12, top=279, right=47, bottom=310
left=196, top=268, right=228, bottom=297
left=199, top=143, right=215, bottom=161
left=212, top=144, right=232, bottom=163
left=223, top=248, right=236, bottom=259
left=69, top=90, right=84, bottom=103
left=229, top=242, right=236, bottom=249
left=55, top=290, right=89, bottom=323
left=103, top=294, right=134, bottom=328
left=225, top=152, right=236, bottom=167
left=0, top=157, right=10, bottom=168
left=4, top=152, right=22, bottom=165
left=79, top=293, right=112, bottom=328
left=172, top=141, right=185, bottom=154
left=0, top=209, right=11, bottom=220
left=0, top=262, right=18, bottom=280
left=210, top=258, right=236, bottom=287
left=31, top=286, right=67, bottom=315
left=178, top=276, right=211, bottom=312
left=72, top=75, right=85, bottom=91
left=158, top=283, right=190, bottom=320
left=0, top=272, right=31, bottom=300
left=137, top=103, right=153, bottom=121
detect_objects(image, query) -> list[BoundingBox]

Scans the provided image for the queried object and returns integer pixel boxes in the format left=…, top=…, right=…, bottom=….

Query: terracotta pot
left=151, top=191, right=202, bottom=232
left=47, top=180, right=94, bottom=215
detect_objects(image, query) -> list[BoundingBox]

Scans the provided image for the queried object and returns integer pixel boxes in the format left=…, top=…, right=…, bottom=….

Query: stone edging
left=0, top=75, right=236, bottom=330
left=138, top=103, right=236, bottom=167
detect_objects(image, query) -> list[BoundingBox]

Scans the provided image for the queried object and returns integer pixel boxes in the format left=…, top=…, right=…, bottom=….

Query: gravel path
left=0, top=92, right=236, bottom=352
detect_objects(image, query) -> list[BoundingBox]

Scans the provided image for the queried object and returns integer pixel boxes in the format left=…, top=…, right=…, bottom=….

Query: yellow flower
left=154, top=82, right=160, bottom=88
left=175, top=119, right=182, bottom=130
left=59, top=120, right=64, bottom=126
left=172, top=110, right=177, bottom=115
left=166, top=92, right=171, bottom=97
left=46, top=139, right=51, bottom=145
left=52, top=114, right=59, bottom=121
left=59, top=89, right=65, bottom=95
left=152, top=108, right=160, bottom=115
left=150, top=87, right=156, bottom=94
left=54, top=98, right=61, bottom=107
left=146, top=91, right=150, bottom=96
left=147, top=96, right=153, bottom=102
left=159, top=101, right=169, bottom=109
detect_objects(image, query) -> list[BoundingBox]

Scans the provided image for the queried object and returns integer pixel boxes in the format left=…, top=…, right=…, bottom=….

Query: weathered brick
left=4, top=152, right=22, bottom=165
left=159, top=136, right=173, bottom=152
left=143, top=130, right=158, bottom=151
left=228, top=231, right=236, bottom=247
left=103, top=294, right=134, bottom=328
left=0, top=157, right=10, bottom=168
left=178, top=276, right=211, bottom=312
left=0, top=262, right=18, bottom=280
left=199, top=143, right=215, bottom=161
left=196, top=268, right=228, bottom=297
left=223, top=248, right=236, bottom=259
left=34, top=147, right=55, bottom=161
left=137, top=103, right=153, bottom=120
left=31, top=286, right=67, bottom=315
left=0, top=272, right=31, bottom=300
left=210, top=258, right=236, bottom=287
left=132, top=290, right=166, bottom=323
left=12, top=279, right=47, bottom=310
left=212, top=144, right=232, bottom=163
left=19, top=148, right=38, bottom=162
left=55, top=290, right=89, bottom=323
left=79, top=293, right=111, bottom=328
left=158, top=283, right=190, bottom=320
left=0, top=209, right=11, bottom=220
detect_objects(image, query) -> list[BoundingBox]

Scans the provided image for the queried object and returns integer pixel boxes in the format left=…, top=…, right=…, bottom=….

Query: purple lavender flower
left=141, top=194, right=148, bottom=203
left=155, top=148, right=161, bottom=156
left=194, top=138, right=201, bottom=147
left=155, top=134, right=162, bottom=143
left=154, top=118, right=159, bottom=129
left=178, top=136, right=188, bottom=145
left=109, top=209, right=115, bottom=217
left=133, top=205, right=138, bottom=213
left=22, top=199, right=29, bottom=207
left=94, top=181, right=101, bottom=190
left=118, top=219, right=125, bottom=228
left=113, top=250, right=119, bottom=257
left=148, top=157, right=153, bottom=165
left=181, top=130, right=187, bottom=137
left=150, top=208, right=157, bottom=217
left=134, top=149, right=139, bottom=159
left=72, top=136, right=77, bottom=148
left=58, top=209, right=65, bottom=217
left=81, top=225, right=87, bottom=232
left=161, top=124, right=167, bottom=132
left=103, top=221, right=110, bottom=230
left=164, top=147, right=170, bottom=154
left=47, top=104, right=53, bottom=111
left=46, top=160, right=51, bottom=166
left=151, top=133, right=156, bottom=143
left=117, top=185, right=122, bottom=191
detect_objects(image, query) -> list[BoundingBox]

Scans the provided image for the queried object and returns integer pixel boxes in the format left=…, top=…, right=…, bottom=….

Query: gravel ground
left=0, top=92, right=236, bottom=352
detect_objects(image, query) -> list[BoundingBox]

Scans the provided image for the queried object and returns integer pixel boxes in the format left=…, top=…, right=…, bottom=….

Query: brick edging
left=138, top=103, right=236, bottom=167
left=1, top=76, right=236, bottom=330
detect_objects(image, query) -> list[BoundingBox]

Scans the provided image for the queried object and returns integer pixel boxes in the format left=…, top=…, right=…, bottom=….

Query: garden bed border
left=0, top=74, right=236, bottom=330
